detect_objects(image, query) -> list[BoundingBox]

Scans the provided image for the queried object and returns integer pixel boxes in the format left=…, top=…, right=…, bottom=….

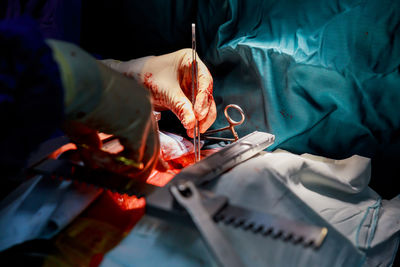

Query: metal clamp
left=202, top=104, right=246, bottom=142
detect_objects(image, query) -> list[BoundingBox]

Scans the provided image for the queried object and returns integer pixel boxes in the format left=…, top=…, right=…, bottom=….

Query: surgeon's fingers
left=194, top=63, right=213, bottom=121
left=186, top=99, right=217, bottom=137
left=178, top=51, right=213, bottom=121
left=170, top=89, right=196, bottom=131
left=199, top=99, right=217, bottom=133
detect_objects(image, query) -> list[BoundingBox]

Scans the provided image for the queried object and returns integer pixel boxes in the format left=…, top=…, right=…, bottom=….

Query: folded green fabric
left=197, top=0, right=400, bottom=159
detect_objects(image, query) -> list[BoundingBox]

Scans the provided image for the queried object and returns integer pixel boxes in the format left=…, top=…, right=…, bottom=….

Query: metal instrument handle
left=170, top=181, right=244, bottom=267
left=203, top=104, right=246, bottom=141
left=192, top=23, right=200, bottom=162
left=224, top=104, right=245, bottom=126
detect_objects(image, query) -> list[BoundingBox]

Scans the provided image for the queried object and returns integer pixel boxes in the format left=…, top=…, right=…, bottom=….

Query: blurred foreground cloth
left=0, top=175, right=101, bottom=251
left=102, top=150, right=400, bottom=267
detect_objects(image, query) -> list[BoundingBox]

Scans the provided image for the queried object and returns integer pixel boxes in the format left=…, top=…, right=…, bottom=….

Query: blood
left=143, top=72, right=165, bottom=107
left=89, top=254, right=104, bottom=267
left=178, top=61, right=198, bottom=98
left=144, top=72, right=152, bottom=80
left=204, top=79, right=214, bottom=104
left=279, top=110, right=293, bottom=120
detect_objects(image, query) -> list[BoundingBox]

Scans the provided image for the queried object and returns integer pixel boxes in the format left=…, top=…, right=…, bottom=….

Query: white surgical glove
left=102, top=49, right=216, bottom=138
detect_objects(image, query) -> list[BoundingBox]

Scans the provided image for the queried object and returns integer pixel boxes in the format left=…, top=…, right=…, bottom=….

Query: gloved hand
left=47, top=40, right=159, bottom=180
left=102, top=49, right=216, bottom=138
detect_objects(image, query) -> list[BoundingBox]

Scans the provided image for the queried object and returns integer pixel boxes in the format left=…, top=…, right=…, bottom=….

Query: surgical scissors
left=202, top=104, right=245, bottom=142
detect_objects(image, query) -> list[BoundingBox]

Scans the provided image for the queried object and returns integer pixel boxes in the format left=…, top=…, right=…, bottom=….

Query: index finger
left=194, top=60, right=213, bottom=121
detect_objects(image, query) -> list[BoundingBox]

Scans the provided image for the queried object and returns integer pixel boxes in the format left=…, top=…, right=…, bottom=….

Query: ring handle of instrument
left=224, top=104, right=245, bottom=126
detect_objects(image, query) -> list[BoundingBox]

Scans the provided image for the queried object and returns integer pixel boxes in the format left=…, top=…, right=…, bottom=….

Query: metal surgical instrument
left=202, top=104, right=246, bottom=142
left=192, top=23, right=201, bottom=162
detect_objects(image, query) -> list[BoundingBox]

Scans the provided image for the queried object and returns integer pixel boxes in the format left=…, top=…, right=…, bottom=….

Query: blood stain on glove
left=142, top=72, right=169, bottom=111
left=142, top=73, right=157, bottom=98
left=178, top=61, right=198, bottom=99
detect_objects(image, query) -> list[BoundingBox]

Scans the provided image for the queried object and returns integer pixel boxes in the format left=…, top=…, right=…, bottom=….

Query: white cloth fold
left=103, top=149, right=399, bottom=266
